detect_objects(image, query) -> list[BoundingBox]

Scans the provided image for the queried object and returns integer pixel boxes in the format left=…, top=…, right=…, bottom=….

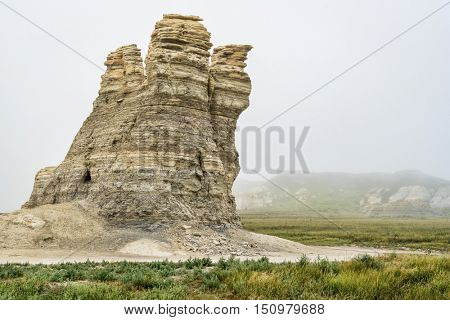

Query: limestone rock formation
left=430, top=187, right=450, bottom=209
left=24, top=14, right=252, bottom=226
left=361, top=185, right=445, bottom=217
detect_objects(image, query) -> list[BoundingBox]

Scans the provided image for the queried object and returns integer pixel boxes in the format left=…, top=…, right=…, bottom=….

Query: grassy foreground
left=0, top=254, right=448, bottom=299
left=241, top=214, right=450, bottom=252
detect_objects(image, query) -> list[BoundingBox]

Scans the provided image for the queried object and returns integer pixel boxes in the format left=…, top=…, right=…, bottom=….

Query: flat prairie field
left=241, top=213, right=450, bottom=252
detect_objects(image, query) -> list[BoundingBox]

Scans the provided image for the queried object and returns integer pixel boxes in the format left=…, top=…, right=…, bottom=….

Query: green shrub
left=297, top=254, right=310, bottom=267
left=349, top=254, right=383, bottom=271
left=317, top=258, right=340, bottom=275
left=202, top=273, right=221, bottom=290
left=217, top=257, right=238, bottom=270
left=184, top=257, right=213, bottom=269
left=0, top=265, right=24, bottom=279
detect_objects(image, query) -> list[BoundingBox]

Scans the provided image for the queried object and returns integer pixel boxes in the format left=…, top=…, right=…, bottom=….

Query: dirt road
left=0, top=245, right=417, bottom=265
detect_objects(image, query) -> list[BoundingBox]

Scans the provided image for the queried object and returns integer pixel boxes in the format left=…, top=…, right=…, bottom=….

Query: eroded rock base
left=0, top=202, right=419, bottom=264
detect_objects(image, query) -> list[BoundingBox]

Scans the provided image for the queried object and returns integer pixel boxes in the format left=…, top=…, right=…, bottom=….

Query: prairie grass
left=241, top=214, right=450, bottom=252
left=0, top=255, right=448, bottom=299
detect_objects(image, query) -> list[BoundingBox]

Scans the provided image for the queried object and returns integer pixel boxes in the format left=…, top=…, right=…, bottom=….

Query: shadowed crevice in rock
left=23, top=14, right=252, bottom=227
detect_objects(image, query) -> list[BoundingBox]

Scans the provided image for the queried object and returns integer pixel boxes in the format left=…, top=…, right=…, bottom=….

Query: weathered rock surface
left=430, top=187, right=450, bottom=209
left=361, top=185, right=449, bottom=217
left=24, top=14, right=252, bottom=225
left=388, top=186, right=432, bottom=202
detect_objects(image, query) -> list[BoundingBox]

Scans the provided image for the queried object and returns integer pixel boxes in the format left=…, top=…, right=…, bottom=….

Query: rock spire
left=24, top=14, right=252, bottom=226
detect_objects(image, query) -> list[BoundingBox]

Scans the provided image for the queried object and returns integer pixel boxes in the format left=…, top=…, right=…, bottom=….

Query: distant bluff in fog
left=233, top=171, right=450, bottom=217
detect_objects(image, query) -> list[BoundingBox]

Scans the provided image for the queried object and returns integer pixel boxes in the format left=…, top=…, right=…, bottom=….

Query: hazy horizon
left=1, top=0, right=449, bottom=211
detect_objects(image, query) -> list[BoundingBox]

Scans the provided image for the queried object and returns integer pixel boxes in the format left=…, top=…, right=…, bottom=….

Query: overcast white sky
left=1, top=0, right=449, bottom=211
